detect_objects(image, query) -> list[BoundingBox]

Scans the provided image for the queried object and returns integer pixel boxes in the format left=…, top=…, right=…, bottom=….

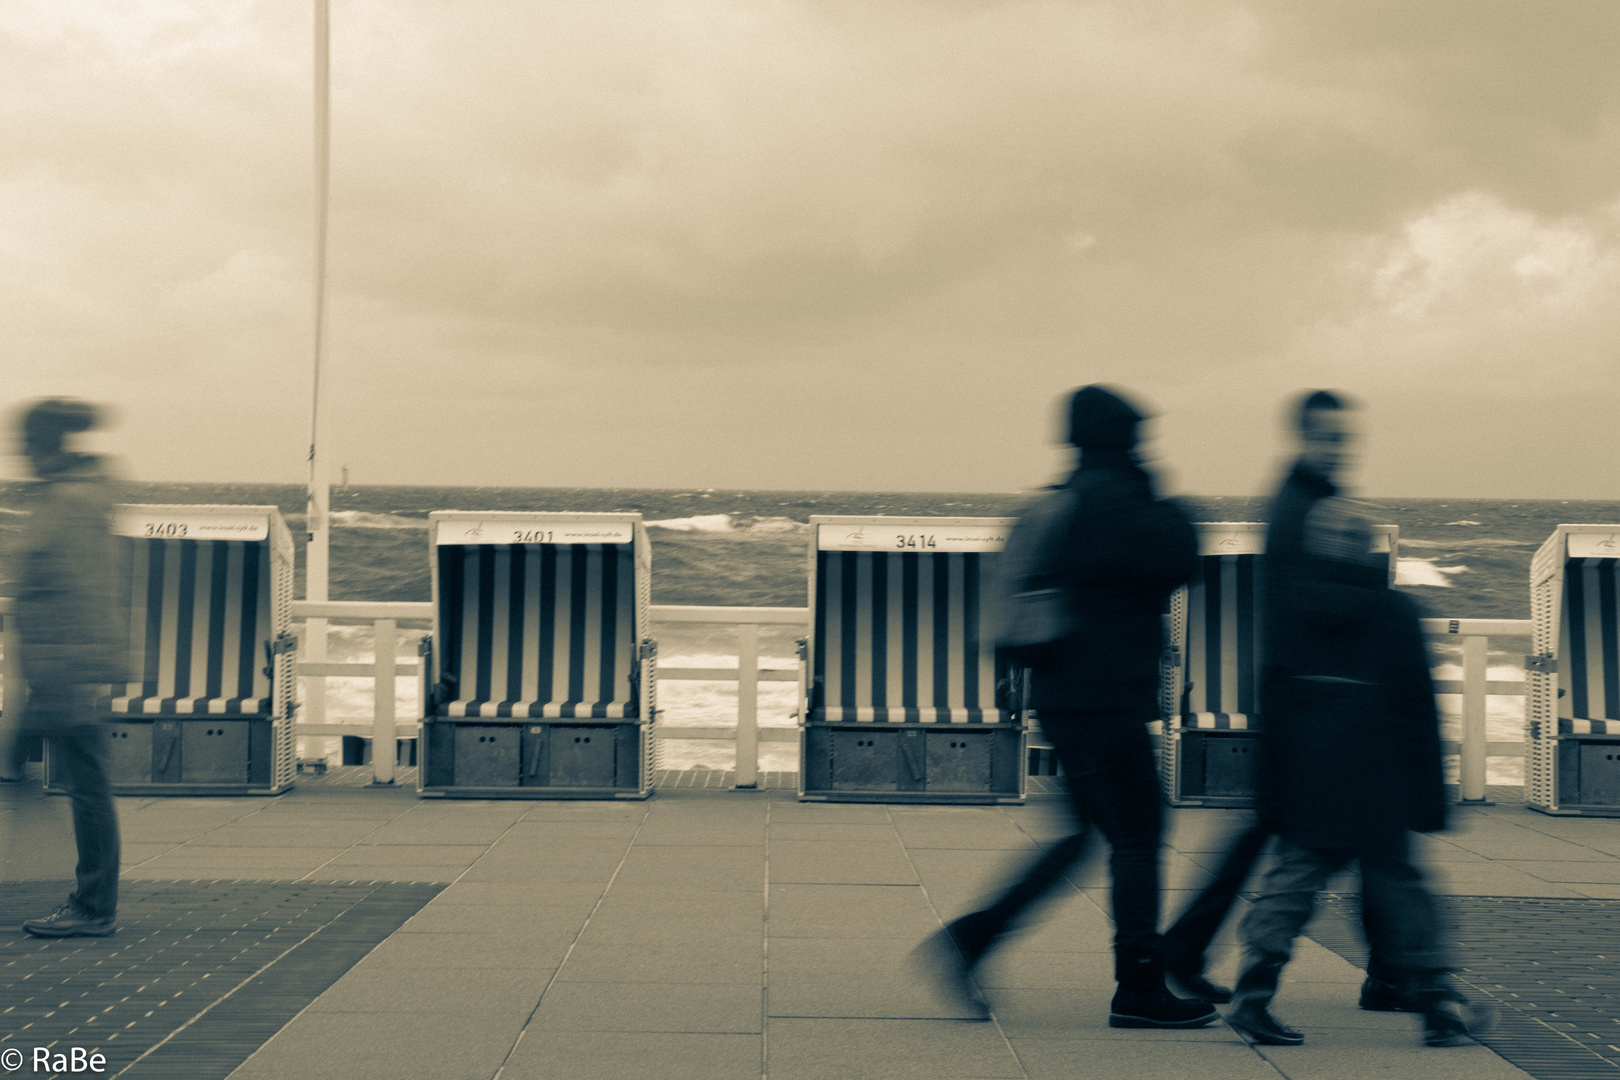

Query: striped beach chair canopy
left=108, top=505, right=290, bottom=716
left=808, top=517, right=1014, bottom=724
left=1557, top=529, right=1620, bottom=736
left=431, top=513, right=647, bottom=720
left=1180, top=525, right=1265, bottom=731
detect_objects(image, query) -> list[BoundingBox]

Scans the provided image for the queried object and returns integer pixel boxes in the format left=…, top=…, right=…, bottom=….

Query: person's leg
left=1163, top=817, right=1271, bottom=995
left=1226, top=839, right=1348, bottom=1044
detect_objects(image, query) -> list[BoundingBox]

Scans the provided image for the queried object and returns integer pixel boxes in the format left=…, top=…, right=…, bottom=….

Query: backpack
left=989, top=482, right=1082, bottom=665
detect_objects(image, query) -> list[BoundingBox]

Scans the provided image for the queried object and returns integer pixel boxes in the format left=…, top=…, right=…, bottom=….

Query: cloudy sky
left=3, top=0, right=1617, bottom=497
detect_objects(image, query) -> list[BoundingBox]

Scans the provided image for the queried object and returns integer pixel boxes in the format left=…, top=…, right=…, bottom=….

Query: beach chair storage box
left=1526, top=525, right=1620, bottom=816
left=419, top=512, right=654, bottom=799
left=1158, top=522, right=1397, bottom=808
left=799, top=516, right=1025, bottom=804
left=47, top=504, right=297, bottom=796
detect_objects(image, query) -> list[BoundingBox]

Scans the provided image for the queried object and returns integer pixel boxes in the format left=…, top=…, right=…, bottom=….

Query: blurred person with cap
left=8, top=398, right=125, bottom=937
left=919, top=385, right=1215, bottom=1029
left=1222, top=496, right=1490, bottom=1048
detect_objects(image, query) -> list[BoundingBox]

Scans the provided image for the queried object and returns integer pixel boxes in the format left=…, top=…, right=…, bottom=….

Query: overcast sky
left=4, top=1, right=1617, bottom=497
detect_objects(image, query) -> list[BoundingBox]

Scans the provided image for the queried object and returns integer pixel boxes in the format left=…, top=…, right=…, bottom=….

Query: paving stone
left=229, top=1010, right=519, bottom=1080
left=499, top=1031, right=761, bottom=1080
left=611, top=844, right=765, bottom=891
left=1009, top=1036, right=1279, bottom=1080
left=765, top=1017, right=1024, bottom=1079
left=768, top=936, right=983, bottom=1019
left=767, top=884, right=938, bottom=938
left=557, top=940, right=763, bottom=985
left=531, top=981, right=764, bottom=1033
left=304, top=964, right=553, bottom=1016
left=769, top=840, right=918, bottom=885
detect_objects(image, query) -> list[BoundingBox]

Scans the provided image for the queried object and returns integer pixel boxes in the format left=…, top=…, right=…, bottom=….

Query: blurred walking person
left=11, top=399, right=125, bottom=937
left=1224, top=497, right=1489, bottom=1047
left=920, top=385, right=1215, bottom=1029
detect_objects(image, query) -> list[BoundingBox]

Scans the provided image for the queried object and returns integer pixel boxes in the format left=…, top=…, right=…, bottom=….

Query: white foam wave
left=648, top=514, right=735, bottom=532
left=1445, top=520, right=1482, bottom=526
left=1396, top=558, right=1469, bottom=587
left=329, top=511, right=426, bottom=530
left=1400, top=538, right=1533, bottom=549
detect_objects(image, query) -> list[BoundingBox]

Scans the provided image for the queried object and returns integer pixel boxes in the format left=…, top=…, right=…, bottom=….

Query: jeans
left=975, top=711, right=1164, bottom=958
left=1235, top=834, right=1447, bottom=1003
left=24, top=687, right=120, bottom=920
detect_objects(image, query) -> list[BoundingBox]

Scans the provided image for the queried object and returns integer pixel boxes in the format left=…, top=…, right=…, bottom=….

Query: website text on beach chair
left=45, top=504, right=297, bottom=796
left=1158, top=522, right=1397, bottom=808
left=419, top=512, right=654, bottom=799
left=798, top=516, right=1024, bottom=804
left=1527, top=525, right=1620, bottom=816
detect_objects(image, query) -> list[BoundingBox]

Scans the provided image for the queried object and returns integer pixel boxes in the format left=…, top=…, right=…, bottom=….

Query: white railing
left=0, top=599, right=1539, bottom=798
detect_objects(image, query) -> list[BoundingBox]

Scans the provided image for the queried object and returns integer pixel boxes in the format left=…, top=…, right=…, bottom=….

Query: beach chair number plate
left=436, top=520, right=635, bottom=546
left=1570, top=533, right=1620, bottom=558
left=818, top=524, right=1008, bottom=553
left=114, top=510, right=269, bottom=542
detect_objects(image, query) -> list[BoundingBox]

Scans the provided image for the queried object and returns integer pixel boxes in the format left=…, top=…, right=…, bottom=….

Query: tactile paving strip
left=0, top=879, right=441, bottom=1080
left=1307, top=894, right=1620, bottom=1080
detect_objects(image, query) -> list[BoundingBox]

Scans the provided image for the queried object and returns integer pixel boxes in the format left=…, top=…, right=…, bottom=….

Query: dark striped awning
left=1561, top=557, right=1620, bottom=729
left=437, top=543, right=638, bottom=719
left=810, top=550, right=1009, bottom=723
left=1178, top=553, right=1262, bottom=731
left=110, top=538, right=273, bottom=716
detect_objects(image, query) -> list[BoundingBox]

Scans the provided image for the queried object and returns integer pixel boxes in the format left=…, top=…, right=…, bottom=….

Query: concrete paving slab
left=986, top=986, right=1228, bottom=1038
left=502, top=819, right=644, bottom=839
left=767, top=883, right=939, bottom=938
left=770, top=840, right=919, bottom=885
left=395, top=900, right=598, bottom=934
left=589, top=888, right=764, bottom=922
left=1010, top=1036, right=1279, bottom=1080
left=975, top=950, right=1114, bottom=990
left=768, top=937, right=984, bottom=1019
left=1427, top=864, right=1590, bottom=897
left=355, top=929, right=576, bottom=970
left=185, top=825, right=385, bottom=847
left=301, top=865, right=464, bottom=883
left=612, top=844, right=765, bottom=891
left=575, top=917, right=763, bottom=953
left=429, top=881, right=608, bottom=906
left=1245, top=1024, right=1536, bottom=1079
left=633, top=824, right=768, bottom=846
left=1507, top=860, right=1620, bottom=884
left=229, top=1010, right=519, bottom=1080
left=767, top=802, right=894, bottom=823
left=557, top=939, right=763, bottom=984
left=766, top=1017, right=1025, bottom=1079
left=499, top=1030, right=762, bottom=1080
left=769, top=822, right=900, bottom=843
left=303, top=964, right=553, bottom=1016
left=531, top=980, right=764, bottom=1033
left=320, top=843, right=490, bottom=866
left=457, top=852, right=625, bottom=884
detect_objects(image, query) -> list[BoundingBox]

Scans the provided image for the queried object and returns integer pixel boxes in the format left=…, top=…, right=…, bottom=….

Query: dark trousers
left=974, top=711, right=1163, bottom=960
left=1235, top=834, right=1447, bottom=1003
left=26, top=688, right=120, bottom=920
left=1163, top=818, right=1271, bottom=975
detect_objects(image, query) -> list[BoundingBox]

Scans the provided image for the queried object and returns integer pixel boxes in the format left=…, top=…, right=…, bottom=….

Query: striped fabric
left=110, top=538, right=272, bottom=716
left=1183, top=712, right=1258, bottom=730
left=438, top=543, right=638, bottom=719
left=1561, top=718, right=1620, bottom=736
left=1560, top=556, right=1620, bottom=729
left=811, top=550, right=1008, bottom=723
left=1178, top=554, right=1263, bottom=731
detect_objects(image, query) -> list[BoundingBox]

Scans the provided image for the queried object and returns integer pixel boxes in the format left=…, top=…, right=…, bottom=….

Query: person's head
left=18, top=398, right=100, bottom=474
left=1293, top=389, right=1355, bottom=482
left=1065, top=384, right=1146, bottom=452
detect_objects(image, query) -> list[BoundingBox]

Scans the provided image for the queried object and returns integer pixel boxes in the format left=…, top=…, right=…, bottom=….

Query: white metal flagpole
left=305, top=0, right=332, bottom=730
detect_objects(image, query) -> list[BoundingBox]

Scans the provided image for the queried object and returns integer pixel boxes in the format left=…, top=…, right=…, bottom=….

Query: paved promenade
left=6, top=774, right=1620, bottom=1080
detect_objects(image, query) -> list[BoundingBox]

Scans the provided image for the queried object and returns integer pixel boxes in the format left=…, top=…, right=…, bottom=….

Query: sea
left=2, top=482, right=1616, bottom=781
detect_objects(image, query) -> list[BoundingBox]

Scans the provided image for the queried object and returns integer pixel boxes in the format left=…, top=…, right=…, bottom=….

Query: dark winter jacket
left=1256, top=550, right=1447, bottom=850
left=13, top=453, right=126, bottom=699
left=1027, top=449, right=1198, bottom=718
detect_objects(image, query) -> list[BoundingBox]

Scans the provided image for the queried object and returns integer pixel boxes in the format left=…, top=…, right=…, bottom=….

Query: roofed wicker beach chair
left=419, top=512, right=654, bottom=798
left=45, top=505, right=297, bottom=795
left=798, top=516, right=1025, bottom=803
left=1527, top=525, right=1620, bottom=815
left=1158, top=522, right=1396, bottom=807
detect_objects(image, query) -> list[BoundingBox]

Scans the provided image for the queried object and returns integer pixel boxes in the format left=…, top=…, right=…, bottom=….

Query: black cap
left=21, top=398, right=100, bottom=448
left=1066, top=385, right=1145, bottom=449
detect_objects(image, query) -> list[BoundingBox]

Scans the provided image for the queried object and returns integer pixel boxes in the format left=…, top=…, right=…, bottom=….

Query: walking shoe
left=1358, top=975, right=1416, bottom=1012
left=1109, top=988, right=1219, bottom=1029
left=23, top=904, right=115, bottom=938
left=1423, top=996, right=1496, bottom=1047
left=913, top=926, right=991, bottom=1021
left=1226, top=999, right=1305, bottom=1045
left=1167, top=967, right=1233, bottom=1004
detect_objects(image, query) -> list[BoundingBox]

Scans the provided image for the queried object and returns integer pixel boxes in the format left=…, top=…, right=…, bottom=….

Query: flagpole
left=305, top=0, right=332, bottom=728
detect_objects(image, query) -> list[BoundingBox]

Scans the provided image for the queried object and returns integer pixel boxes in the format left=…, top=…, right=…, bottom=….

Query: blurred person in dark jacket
left=920, top=385, right=1215, bottom=1029
left=1224, top=497, right=1489, bottom=1048
left=10, top=398, right=125, bottom=937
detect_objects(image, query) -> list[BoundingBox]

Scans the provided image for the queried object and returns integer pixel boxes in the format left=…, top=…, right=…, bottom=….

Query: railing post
left=736, top=623, right=759, bottom=789
left=372, top=618, right=397, bottom=786
left=1460, top=634, right=1489, bottom=804
left=304, top=615, right=328, bottom=728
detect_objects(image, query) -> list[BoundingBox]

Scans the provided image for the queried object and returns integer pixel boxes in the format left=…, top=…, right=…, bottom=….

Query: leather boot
left=1109, top=949, right=1219, bottom=1029
left=1226, top=958, right=1304, bottom=1045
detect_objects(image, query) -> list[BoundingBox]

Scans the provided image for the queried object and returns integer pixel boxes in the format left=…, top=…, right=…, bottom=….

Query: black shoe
left=1423, top=997, right=1496, bottom=1047
left=913, top=926, right=991, bottom=1021
left=1109, top=988, right=1219, bottom=1029
left=1167, top=968, right=1233, bottom=1004
left=1226, top=999, right=1305, bottom=1045
left=1359, top=976, right=1416, bottom=1012
left=23, top=904, right=115, bottom=938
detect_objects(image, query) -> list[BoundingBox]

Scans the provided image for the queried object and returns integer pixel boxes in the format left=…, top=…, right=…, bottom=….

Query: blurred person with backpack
left=918, top=385, right=1212, bottom=1029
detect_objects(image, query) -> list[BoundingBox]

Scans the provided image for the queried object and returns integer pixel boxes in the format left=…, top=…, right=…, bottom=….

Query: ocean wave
left=1445, top=520, right=1483, bottom=526
left=1396, top=558, right=1469, bottom=588
left=648, top=514, right=808, bottom=535
left=1401, top=538, right=1534, bottom=549
left=330, top=511, right=427, bottom=530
